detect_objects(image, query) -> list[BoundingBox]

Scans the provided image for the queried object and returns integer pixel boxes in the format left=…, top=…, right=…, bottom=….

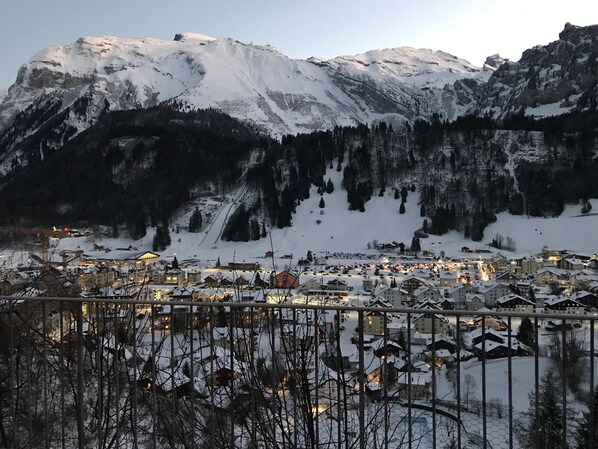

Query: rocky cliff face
left=480, top=23, right=598, bottom=117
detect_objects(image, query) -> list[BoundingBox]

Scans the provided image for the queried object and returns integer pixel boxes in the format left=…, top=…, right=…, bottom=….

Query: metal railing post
left=507, top=315, right=513, bottom=449
left=358, top=310, right=365, bottom=449
left=76, top=301, right=85, bottom=449
left=591, top=317, right=595, bottom=449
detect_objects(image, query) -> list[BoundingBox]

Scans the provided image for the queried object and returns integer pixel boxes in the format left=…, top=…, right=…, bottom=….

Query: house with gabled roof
left=363, top=298, right=393, bottom=336
left=413, top=285, right=441, bottom=304
left=446, top=282, right=474, bottom=309
left=426, top=334, right=457, bottom=354
left=465, top=293, right=485, bottom=311
left=86, top=249, right=160, bottom=267
left=414, top=299, right=442, bottom=311
left=164, top=269, right=181, bottom=285
left=272, top=269, right=299, bottom=289
left=171, top=285, right=195, bottom=300
left=544, top=297, right=585, bottom=315
left=411, top=312, right=448, bottom=335
left=562, top=257, right=585, bottom=271
left=521, top=257, right=543, bottom=276
left=475, top=282, right=510, bottom=308
left=370, top=338, right=404, bottom=359
left=362, top=277, right=375, bottom=292
left=202, top=275, right=220, bottom=288
left=535, top=268, right=568, bottom=286
left=307, top=362, right=354, bottom=416
left=495, top=271, right=521, bottom=284
left=326, top=278, right=349, bottom=291
left=569, top=270, right=598, bottom=290
left=496, top=294, right=534, bottom=313
left=375, top=285, right=410, bottom=307
left=474, top=339, right=524, bottom=360
left=471, top=327, right=506, bottom=346
left=396, top=369, right=431, bottom=398
left=400, top=276, right=428, bottom=294
left=439, top=271, right=458, bottom=288
left=438, top=297, right=455, bottom=310
left=570, top=291, right=598, bottom=311
left=299, top=278, right=324, bottom=292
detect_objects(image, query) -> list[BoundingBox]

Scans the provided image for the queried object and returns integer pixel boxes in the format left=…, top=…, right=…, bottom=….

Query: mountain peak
left=173, top=32, right=215, bottom=43
left=483, top=54, right=508, bottom=71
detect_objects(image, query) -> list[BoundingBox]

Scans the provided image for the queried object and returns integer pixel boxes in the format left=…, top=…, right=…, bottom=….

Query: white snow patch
left=526, top=101, right=573, bottom=118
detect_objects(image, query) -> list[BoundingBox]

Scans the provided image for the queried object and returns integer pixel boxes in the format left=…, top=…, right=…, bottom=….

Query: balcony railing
left=0, top=296, right=597, bottom=449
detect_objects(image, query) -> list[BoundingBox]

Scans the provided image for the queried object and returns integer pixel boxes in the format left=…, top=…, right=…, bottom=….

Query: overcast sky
left=1, top=0, right=598, bottom=88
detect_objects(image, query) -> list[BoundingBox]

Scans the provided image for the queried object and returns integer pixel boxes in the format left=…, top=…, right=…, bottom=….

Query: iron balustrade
left=0, top=296, right=596, bottom=449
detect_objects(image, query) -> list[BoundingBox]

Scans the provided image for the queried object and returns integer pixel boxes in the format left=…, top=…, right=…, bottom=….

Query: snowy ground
left=48, top=195, right=598, bottom=273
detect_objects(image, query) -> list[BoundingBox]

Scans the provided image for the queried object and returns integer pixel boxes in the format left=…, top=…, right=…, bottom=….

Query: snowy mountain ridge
left=0, top=32, right=485, bottom=143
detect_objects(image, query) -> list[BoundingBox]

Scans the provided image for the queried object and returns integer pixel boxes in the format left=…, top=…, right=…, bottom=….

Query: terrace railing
left=0, top=296, right=596, bottom=449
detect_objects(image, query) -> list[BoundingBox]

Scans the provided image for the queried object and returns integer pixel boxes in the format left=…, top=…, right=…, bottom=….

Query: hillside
left=1, top=103, right=596, bottom=250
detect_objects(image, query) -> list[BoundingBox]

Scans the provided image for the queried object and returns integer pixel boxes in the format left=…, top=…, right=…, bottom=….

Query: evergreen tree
left=306, top=250, right=313, bottom=262
left=215, top=257, right=221, bottom=268
left=250, top=218, right=261, bottom=240
left=420, top=204, right=426, bottom=217
left=399, top=202, right=406, bottom=214
left=326, top=178, right=334, bottom=194
left=394, top=188, right=400, bottom=200
left=254, top=272, right=266, bottom=287
left=319, top=196, right=325, bottom=208
left=517, top=317, right=535, bottom=348
left=410, top=236, right=421, bottom=252
left=576, top=387, right=598, bottom=449
left=152, top=226, right=171, bottom=251
left=423, top=219, right=429, bottom=233
left=189, top=207, right=202, bottom=232
left=261, top=222, right=267, bottom=238
left=401, top=186, right=408, bottom=202
left=172, top=256, right=179, bottom=269
left=528, top=287, right=536, bottom=303
left=127, top=209, right=147, bottom=240
left=520, top=371, right=566, bottom=449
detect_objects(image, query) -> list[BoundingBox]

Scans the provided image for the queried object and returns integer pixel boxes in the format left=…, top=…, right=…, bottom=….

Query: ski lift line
left=194, top=184, right=247, bottom=248
left=212, top=184, right=248, bottom=245
left=195, top=201, right=229, bottom=248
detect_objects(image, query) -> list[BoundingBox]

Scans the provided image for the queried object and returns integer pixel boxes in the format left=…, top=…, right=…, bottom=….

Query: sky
left=1, top=0, right=598, bottom=88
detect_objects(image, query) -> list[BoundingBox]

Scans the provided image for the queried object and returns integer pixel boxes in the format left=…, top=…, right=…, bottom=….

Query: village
left=2, top=240, right=598, bottom=412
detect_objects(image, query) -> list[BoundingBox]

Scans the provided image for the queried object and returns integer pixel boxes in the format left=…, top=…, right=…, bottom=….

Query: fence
left=0, top=296, right=596, bottom=448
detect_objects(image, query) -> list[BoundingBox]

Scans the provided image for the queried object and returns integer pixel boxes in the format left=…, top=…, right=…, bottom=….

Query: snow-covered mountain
left=0, top=22, right=596, bottom=236
left=0, top=32, right=485, bottom=142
